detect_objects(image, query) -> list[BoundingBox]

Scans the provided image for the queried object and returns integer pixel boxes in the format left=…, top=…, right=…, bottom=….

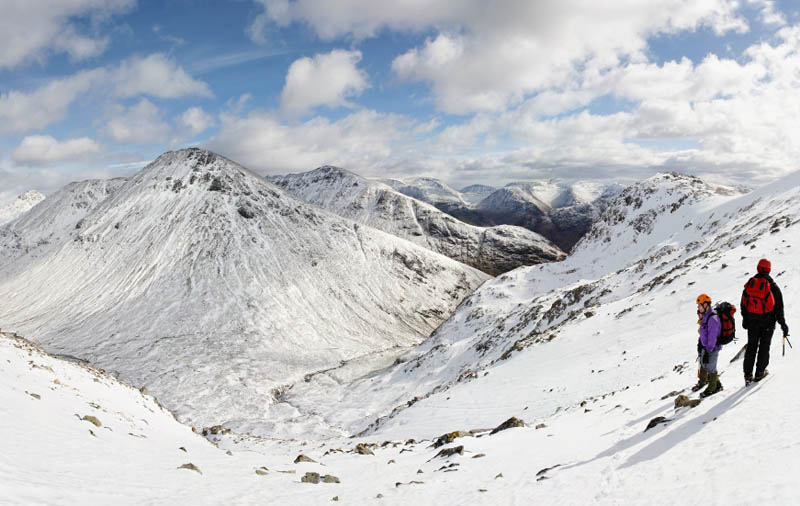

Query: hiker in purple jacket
left=696, top=293, right=723, bottom=398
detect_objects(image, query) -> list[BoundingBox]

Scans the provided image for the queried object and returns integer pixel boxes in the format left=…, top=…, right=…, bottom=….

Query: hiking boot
left=744, top=374, right=753, bottom=386
left=754, top=369, right=769, bottom=382
left=692, top=368, right=709, bottom=392
left=700, top=373, right=723, bottom=398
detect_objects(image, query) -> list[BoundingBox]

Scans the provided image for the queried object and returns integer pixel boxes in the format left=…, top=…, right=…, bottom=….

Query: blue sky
left=2, top=0, right=800, bottom=201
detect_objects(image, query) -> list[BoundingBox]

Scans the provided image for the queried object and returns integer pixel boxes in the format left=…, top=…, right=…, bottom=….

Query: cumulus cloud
left=280, top=50, right=369, bottom=116
left=178, top=107, right=215, bottom=136
left=105, top=99, right=172, bottom=144
left=12, top=135, right=103, bottom=166
left=0, top=54, right=210, bottom=134
left=112, top=54, right=213, bottom=99
left=206, top=109, right=413, bottom=173
left=249, top=0, right=752, bottom=114
left=0, top=0, right=135, bottom=69
left=0, top=71, right=100, bottom=134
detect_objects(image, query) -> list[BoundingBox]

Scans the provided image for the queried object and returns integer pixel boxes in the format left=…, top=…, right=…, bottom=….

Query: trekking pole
left=783, top=333, right=792, bottom=357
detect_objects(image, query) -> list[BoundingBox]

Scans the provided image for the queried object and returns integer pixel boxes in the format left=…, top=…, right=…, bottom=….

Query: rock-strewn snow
left=4, top=170, right=799, bottom=505
left=0, top=149, right=488, bottom=435
left=272, top=166, right=565, bottom=275
left=0, top=189, right=46, bottom=226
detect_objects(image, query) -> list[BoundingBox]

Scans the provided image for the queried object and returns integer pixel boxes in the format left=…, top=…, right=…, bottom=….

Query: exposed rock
left=490, top=416, right=525, bottom=435
left=178, top=447, right=187, bottom=452
left=354, top=443, right=374, bottom=455
left=495, top=473, right=503, bottom=479
left=301, top=472, right=321, bottom=484
left=81, top=415, right=101, bottom=427
left=674, top=395, right=702, bottom=409
left=177, top=463, right=202, bottom=475
left=433, top=445, right=464, bottom=459
left=535, top=423, right=547, bottom=429
left=294, top=454, right=317, bottom=464
left=322, top=475, right=340, bottom=483
left=332, top=497, right=339, bottom=502
left=432, top=430, right=471, bottom=448
left=255, top=467, right=269, bottom=476
left=644, top=416, right=671, bottom=432
left=201, top=425, right=231, bottom=436
left=472, top=453, right=486, bottom=459
left=27, top=392, right=41, bottom=400
left=536, top=464, right=562, bottom=476
left=661, top=390, right=682, bottom=400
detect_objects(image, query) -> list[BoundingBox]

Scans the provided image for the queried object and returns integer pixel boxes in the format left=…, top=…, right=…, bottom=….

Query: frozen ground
left=2, top=170, right=798, bottom=505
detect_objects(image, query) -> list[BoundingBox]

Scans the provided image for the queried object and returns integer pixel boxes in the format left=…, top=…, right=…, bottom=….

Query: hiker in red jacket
left=741, top=258, right=789, bottom=385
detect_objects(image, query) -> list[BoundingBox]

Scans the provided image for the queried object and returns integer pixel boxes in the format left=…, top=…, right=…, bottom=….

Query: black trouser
left=743, top=324, right=775, bottom=377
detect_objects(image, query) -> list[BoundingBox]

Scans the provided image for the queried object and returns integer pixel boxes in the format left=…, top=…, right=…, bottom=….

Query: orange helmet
left=696, top=293, right=712, bottom=305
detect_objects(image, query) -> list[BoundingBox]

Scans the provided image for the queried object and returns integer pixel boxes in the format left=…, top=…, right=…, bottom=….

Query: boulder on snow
left=674, top=395, right=702, bottom=409
left=490, top=417, right=525, bottom=434
left=433, top=445, right=464, bottom=459
left=301, top=472, right=321, bottom=484
left=322, top=475, right=340, bottom=483
left=354, top=443, right=374, bottom=455
left=177, top=463, right=202, bottom=475
left=644, top=416, right=671, bottom=432
left=294, top=454, right=317, bottom=464
left=81, top=415, right=102, bottom=427
left=432, top=430, right=471, bottom=448
left=201, top=425, right=231, bottom=436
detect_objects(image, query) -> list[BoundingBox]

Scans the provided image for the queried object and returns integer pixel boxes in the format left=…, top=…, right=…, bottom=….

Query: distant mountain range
left=381, top=176, right=624, bottom=252
left=271, top=166, right=566, bottom=276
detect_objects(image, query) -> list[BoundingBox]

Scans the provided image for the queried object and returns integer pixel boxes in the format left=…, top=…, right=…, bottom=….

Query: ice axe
left=783, top=332, right=792, bottom=357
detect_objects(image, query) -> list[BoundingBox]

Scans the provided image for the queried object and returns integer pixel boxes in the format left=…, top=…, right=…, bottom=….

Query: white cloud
left=207, top=109, right=412, bottom=174
left=249, top=0, right=751, bottom=114
left=12, top=135, right=102, bottom=166
left=0, top=0, right=135, bottom=69
left=105, top=99, right=172, bottom=144
left=0, top=71, right=100, bottom=134
left=112, top=54, right=212, bottom=99
left=179, top=107, right=215, bottom=136
left=0, top=54, right=210, bottom=134
left=280, top=50, right=369, bottom=116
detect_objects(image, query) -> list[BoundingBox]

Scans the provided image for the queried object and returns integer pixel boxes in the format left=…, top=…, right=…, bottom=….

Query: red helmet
left=757, top=258, right=771, bottom=274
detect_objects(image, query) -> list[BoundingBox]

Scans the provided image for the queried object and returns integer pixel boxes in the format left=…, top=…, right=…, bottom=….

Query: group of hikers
left=693, top=258, right=790, bottom=398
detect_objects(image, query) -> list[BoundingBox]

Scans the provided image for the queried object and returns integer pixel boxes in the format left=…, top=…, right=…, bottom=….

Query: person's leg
left=755, top=325, right=774, bottom=378
left=701, top=350, right=721, bottom=396
left=743, top=327, right=760, bottom=380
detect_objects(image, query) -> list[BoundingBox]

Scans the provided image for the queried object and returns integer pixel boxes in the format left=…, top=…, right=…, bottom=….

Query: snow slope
left=0, top=189, right=45, bottom=226
left=4, top=171, right=800, bottom=505
left=272, top=166, right=565, bottom=275
left=0, top=148, right=488, bottom=435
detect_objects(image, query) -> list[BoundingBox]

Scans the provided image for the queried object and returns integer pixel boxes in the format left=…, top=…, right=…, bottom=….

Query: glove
left=702, top=350, right=709, bottom=364
left=696, top=340, right=703, bottom=355
left=742, top=319, right=748, bottom=330
left=781, top=324, right=789, bottom=336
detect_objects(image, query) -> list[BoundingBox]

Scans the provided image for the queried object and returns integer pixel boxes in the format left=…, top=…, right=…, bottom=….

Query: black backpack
left=714, top=302, right=737, bottom=345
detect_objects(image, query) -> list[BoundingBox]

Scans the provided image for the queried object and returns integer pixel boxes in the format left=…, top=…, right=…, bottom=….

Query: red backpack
left=714, top=302, right=737, bottom=345
left=742, top=277, right=775, bottom=315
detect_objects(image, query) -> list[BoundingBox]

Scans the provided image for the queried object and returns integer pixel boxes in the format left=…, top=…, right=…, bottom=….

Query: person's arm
left=706, top=315, right=721, bottom=350
left=741, top=288, right=750, bottom=329
left=773, top=283, right=788, bottom=332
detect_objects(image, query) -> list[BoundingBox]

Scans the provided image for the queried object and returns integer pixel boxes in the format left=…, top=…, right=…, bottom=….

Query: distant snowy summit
left=0, top=148, right=488, bottom=433
left=0, top=189, right=45, bottom=226
left=379, top=176, right=624, bottom=252
left=271, top=166, right=566, bottom=275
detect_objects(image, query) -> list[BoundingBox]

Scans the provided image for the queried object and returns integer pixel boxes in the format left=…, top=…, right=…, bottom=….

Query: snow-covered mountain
left=0, top=189, right=45, bottom=226
left=381, top=176, right=623, bottom=252
left=475, top=180, right=624, bottom=251
left=271, top=166, right=565, bottom=275
left=459, top=184, right=496, bottom=204
left=5, top=170, right=799, bottom=505
left=0, top=148, right=488, bottom=434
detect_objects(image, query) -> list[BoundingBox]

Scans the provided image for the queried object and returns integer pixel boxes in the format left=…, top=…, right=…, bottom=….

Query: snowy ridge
left=272, top=166, right=565, bottom=275
left=0, top=149, right=488, bottom=435
left=0, top=189, right=46, bottom=226
left=4, top=170, right=800, bottom=505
